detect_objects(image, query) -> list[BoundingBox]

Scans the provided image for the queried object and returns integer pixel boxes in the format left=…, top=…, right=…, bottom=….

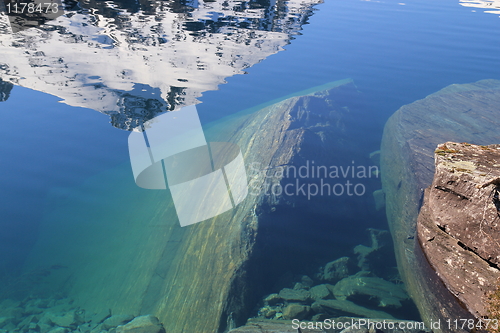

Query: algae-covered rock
left=381, top=79, right=500, bottom=331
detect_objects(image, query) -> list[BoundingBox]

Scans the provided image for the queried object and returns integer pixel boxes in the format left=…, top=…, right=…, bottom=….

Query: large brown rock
left=417, top=142, right=500, bottom=318
left=381, top=79, right=500, bottom=331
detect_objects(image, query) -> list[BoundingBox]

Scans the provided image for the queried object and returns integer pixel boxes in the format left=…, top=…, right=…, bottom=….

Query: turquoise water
left=1, top=0, right=500, bottom=331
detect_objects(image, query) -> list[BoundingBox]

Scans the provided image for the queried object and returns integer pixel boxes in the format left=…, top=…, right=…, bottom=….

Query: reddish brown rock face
left=418, top=142, right=500, bottom=318
left=381, top=79, right=500, bottom=332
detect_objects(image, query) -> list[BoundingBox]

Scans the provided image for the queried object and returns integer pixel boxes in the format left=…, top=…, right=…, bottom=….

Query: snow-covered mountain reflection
left=0, top=0, right=321, bottom=129
left=459, top=0, right=500, bottom=14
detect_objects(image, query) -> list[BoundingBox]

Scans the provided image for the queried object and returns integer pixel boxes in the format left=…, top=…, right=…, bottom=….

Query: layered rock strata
left=418, top=142, right=500, bottom=318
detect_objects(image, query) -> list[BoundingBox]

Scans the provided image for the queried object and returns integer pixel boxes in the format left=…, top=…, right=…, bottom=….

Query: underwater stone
left=311, top=299, right=395, bottom=319
left=309, top=284, right=331, bottom=300
left=3, top=307, right=23, bottom=321
left=49, top=311, right=81, bottom=328
left=381, top=79, right=500, bottom=329
left=258, top=306, right=277, bottom=318
left=322, top=257, right=353, bottom=283
left=47, top=327, right=69, bottom=333
left=263, top=293, right=282, bottom=306
left=310, top=313, right=330, bottom=322
left=17, top=314, right=37, bottom=331
left=38, top=323, right=53, bottom=333
left=24, top=304, right=44, bottom=315
left=353, top=229, right=392, bottom=277
left=0, top=299, right=21, bottom=309
left=78, top=323, right=92, bottom=333
left=300, top=275, right=314, bottom=288
left=292, top=282, right=308, bottom=290
left=332, top=273, right=408, bottom=308
left=372, top=189, right=385, bottom=211
left=0, top=317, right=12, bottom=329
left=89, top=324, right=106, bottom=333
left=2, top=323, right=15, bottom=331
left=282, top=304, right=310, bottom=320
left=115, top=315, right=165, bottom=333
left=278, top=288, right=310, bottom=302
left=102, top=314, right=134, bottom=329
left=90, top=308, right=111, bottom=327
left=339, top=328, right=369, bottom=333
left=24, top=298, right=45, bottom=314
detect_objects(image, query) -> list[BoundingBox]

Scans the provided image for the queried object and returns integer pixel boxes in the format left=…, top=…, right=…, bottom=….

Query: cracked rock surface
left=417, top=142, right=500, bottom=318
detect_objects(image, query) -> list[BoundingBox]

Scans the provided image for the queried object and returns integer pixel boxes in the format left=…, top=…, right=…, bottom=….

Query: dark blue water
left=0, top=0, right=499, bottom=329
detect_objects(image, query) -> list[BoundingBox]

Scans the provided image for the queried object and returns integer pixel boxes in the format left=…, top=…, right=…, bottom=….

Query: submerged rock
left=417, top=142, right=500, bottom=318
left=115, top=315, right=165, bottom=333
left=282, top=304, right=310, bottom=320
left=47, top=327, right=69, bottom=333
left=90, top=309, right=112, bottom=327
left=279, top=288, right=311, bottom=302
left=102, top=314, right=134, bottom=329
left=372, top=189, right=385, bottom=211
left=353, top=229, right=393, bottom=277
left=322, top=257, right=353, bottom=284
left=263, top=293, right=283, bottom=306
left=309, top=284, right=332, bottom=300
left=49, top=310, right=83, bottom=328
left=332, top=273, right=408, bottom=308
left=381, top=79, right=500, bottom=331
left=311, top=299, right=395, bottom=319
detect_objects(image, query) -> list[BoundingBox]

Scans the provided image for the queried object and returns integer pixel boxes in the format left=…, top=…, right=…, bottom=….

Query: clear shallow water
left=0, top=0, right=500, bottom=330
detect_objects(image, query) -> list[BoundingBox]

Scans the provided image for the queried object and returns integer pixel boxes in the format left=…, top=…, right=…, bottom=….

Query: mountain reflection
left=0, top=78, right=13, bottom=101
left=459, top=0, right=500, bottom=14
left=0, top=0, right=321, bottom=130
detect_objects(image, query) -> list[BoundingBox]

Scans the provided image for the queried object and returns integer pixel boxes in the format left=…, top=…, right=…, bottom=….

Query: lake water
left=0, top=0, right=499, bottom=331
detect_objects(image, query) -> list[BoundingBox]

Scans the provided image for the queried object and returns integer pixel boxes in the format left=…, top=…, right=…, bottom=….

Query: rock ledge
left=417, top=142, right=500, bottom=318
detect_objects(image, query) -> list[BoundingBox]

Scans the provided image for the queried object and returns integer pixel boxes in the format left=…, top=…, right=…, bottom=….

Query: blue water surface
left=0, top=0, right=499, bottom=327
